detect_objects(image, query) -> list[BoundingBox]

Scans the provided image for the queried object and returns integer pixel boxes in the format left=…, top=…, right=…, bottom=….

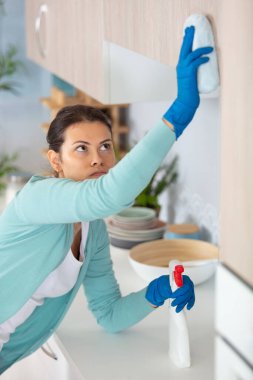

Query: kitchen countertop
left=57, top=245, right=216, bottom=380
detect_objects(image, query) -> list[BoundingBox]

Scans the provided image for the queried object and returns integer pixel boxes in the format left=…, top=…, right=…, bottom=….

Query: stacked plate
left=106, top=207, right=167, bottom=249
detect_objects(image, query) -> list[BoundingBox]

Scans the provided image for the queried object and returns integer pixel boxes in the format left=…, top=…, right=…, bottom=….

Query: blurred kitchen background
left=1, top=1, right=253, bottom=380
left=0, top=0, right=219, bottom=243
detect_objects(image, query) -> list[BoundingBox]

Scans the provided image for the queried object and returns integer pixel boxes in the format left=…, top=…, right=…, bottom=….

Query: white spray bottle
left=168, top=260, right=191, bottom=368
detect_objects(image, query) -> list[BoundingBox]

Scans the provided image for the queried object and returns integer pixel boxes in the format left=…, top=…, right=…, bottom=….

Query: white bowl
left=129, top=239, right=219, bottom=285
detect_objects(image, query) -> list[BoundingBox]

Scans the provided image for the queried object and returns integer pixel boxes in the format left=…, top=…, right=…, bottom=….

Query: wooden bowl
left=164, top=223, right=200, bottom=240
left=129, top=239, right=219, bottom=285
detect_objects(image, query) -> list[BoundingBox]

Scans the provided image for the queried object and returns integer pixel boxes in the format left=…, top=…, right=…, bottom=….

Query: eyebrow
left=72, top=138, right=112, bottom=145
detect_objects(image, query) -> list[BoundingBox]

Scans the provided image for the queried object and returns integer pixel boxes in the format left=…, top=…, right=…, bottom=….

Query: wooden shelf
left=117, top=126, right=129, bottom=134
left=40, top=123, right=50, bottom=133
left=41, top=148, right=49, bottom=158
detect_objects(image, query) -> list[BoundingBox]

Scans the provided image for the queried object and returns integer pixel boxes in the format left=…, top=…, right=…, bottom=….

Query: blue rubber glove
left=145, top=275, right=195, bottom=313
left=163, top=26, right=213, bottom=139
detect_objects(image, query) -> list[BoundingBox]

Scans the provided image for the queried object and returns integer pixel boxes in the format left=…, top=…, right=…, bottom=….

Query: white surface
left=107, top=41, right=177, bottom=104
left=215, top=336, right=253, bottom=380
left=1, top=335, right=84, bottom=380
left=57, top=245, right=215, bottom=380
left=215, top=265, right=253, bottom=367
left=184, top=14, right=220, bottom=94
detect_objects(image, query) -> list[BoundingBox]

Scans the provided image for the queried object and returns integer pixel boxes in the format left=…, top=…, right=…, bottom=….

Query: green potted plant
left=0, top=1, right=25, bottom=194
left=0, top=153, right=18, bottom=194
left=0, top=1, right=24, bottom=93
left=0, top=44, right=22, bottom=193
left=0, top=44, right=24, bottom=93
left=134, top=155, right=178, bottom=215
left=0, top=0, right=4, bottom=14
left=0, top=44, right=23, bottom=194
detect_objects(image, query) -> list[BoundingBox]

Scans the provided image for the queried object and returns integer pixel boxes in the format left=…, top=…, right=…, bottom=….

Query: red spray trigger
left=174, top=265, right=184, bottom=287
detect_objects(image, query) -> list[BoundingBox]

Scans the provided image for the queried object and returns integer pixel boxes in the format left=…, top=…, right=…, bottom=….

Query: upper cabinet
left=104, top=0, right=218, bottom=67
left=26, top=0, right=217, bottom=104
left=26, top=0, right=105, bottom=101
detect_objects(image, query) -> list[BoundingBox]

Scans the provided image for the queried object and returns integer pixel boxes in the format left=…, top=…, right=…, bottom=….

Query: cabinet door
left=216, top=337, right=253, bottom=380
left=219, top=0, right=253, bottom=287
left=25, top=0, right=56, bottom=70
left=26, top=0, right=218, bottom=104
left=104, top=0, right=217, bottom=67
left=25, top=0, right=105, bottom=101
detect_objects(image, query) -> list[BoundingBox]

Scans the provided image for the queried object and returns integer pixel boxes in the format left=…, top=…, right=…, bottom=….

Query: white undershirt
left=0, top=222, right=89, bottom=352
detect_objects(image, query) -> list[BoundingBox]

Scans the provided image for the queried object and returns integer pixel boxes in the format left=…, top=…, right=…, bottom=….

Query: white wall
left=129, top=97, right=220, bottom=242
left=0, top=0, right=52, bottom=174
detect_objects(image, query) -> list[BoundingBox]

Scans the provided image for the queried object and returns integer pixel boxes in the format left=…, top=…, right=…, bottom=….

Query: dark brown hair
left=46, top=104, right=112, bottom=153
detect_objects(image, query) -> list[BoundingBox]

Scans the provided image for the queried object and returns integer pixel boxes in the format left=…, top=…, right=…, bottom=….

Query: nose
left=90, top=151, right=103, bottom=167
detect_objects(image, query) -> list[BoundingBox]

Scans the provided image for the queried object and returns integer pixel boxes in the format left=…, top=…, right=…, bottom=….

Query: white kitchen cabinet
left=215, top=266, right=253, bottom=369
left=25, top=0, right=218, bottom=104
left=1, top=335, right=84, bottom=380
left=215, top=337, right=253, bottom=380
left=215, top=265, right=253, bottom=379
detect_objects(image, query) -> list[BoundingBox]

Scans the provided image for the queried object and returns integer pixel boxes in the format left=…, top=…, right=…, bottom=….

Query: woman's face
left=47, top=121, right=116, bottom=181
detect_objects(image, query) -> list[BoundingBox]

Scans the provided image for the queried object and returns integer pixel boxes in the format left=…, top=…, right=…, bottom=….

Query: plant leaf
left=0, top=153, right=19, bottom=178
left=0, top=44, right=25, bottom=94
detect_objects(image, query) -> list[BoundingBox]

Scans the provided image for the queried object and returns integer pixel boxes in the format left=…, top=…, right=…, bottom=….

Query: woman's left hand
left=145, top=274, right=195, bottom=313
left=163, top=26, right=213, bottom=139
left=171, top=275, right=195, bottom=313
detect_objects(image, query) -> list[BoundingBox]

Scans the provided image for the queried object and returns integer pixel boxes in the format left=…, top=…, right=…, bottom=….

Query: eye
left=100, top=143, right=112, bottom=151
left=76, top=145, right=87, bottom=152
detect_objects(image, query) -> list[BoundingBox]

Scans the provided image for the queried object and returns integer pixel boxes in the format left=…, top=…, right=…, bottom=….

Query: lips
left=89, top=171, right=107, bottom=178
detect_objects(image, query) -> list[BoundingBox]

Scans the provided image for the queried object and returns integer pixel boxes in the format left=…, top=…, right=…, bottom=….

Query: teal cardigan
left=0, top=120, right=175, bottom=372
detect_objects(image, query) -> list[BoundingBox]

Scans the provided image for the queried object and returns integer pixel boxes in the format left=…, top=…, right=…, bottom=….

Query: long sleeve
left=83, top=220, right=153, bottom=333
left=14, top=120, right=175, bottom=224
left=0, top=119, right=174, bottom=324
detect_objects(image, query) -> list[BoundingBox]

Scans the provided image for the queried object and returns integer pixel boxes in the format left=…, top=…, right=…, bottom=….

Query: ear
left=47, top=150, right=62, bottom=173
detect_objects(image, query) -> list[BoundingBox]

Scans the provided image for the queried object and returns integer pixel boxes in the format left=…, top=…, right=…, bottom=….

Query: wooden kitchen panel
left=104, top=0, right=218, bottom=67
left=26, top=0, right=219, bottom=103
left=219, top=0, right=253, bottom=287
left=64, top=0, right=105, bottom=101
left=26, top=0, right=106, bottom=101
left=25, top=0, right=57, bottom=70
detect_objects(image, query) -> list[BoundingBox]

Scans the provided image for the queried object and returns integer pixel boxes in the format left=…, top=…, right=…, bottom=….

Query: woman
left=0, top=26, right=212, bottom=372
